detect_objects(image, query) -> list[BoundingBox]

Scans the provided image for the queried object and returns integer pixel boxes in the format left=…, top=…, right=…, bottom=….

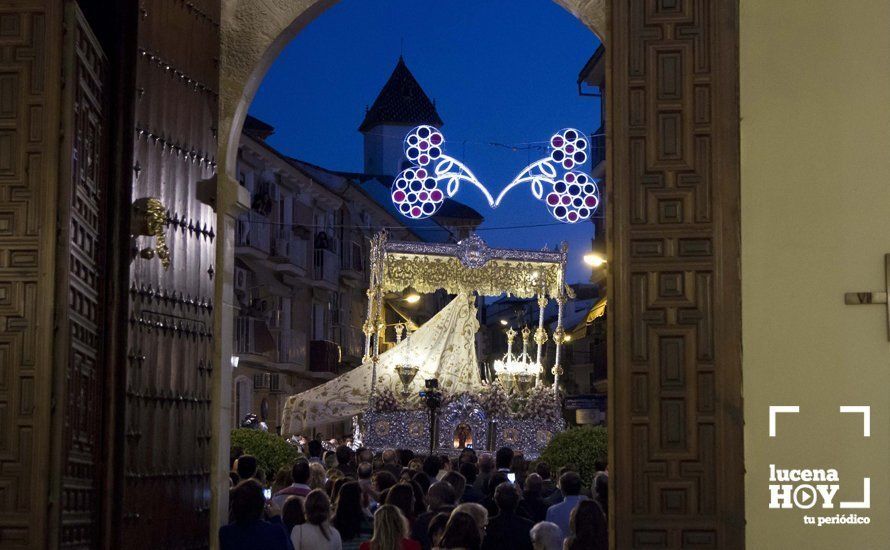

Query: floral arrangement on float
left=373, top=379, right=561, bottom=420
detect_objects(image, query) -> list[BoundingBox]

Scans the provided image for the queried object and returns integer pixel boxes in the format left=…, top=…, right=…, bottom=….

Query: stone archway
left=213, top=1, right=744, bottom=548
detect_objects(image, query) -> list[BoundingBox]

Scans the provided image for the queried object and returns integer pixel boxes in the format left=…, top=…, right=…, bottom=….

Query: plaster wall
left=741, top=1, right=890, bottom=546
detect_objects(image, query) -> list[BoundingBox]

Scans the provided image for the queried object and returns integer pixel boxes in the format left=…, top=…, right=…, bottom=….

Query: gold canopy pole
left=551, top=242, right=569, bottom=392
left=367, top=232, right=387, bottom=403
left=534, top=282, right=548, bottom=387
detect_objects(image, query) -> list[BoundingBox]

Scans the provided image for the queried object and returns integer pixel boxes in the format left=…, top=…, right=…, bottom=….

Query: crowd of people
left=221, top=442, right=608, bottom=550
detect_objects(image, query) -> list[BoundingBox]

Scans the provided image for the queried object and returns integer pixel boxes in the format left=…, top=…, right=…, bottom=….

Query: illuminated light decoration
left=392, top=125, right=493, bottom=220
left=392, top=126, right=599, bottom=224
left=495, top=128, right=599, bottom=224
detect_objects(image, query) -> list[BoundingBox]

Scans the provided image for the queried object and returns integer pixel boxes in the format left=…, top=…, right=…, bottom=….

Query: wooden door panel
left=609, top=0, right=744, bottom=548
left=122, top=1, right=220, bottom=547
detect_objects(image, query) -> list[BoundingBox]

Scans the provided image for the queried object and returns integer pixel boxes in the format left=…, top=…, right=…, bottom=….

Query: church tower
left=359, top=57, right=444, bottom=176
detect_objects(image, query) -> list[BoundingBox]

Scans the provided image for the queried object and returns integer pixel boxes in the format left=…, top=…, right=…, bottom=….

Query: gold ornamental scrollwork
left=381, top=254, right=562, bottom=298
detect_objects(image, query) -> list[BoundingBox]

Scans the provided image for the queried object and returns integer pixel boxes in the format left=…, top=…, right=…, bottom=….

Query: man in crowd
left=482, top=482, right=534, bottom=550
left=544, top=471, right=586, bottom=541
left=459, top=462, right=484, bottom=503
left=474, top=453, right=494, bottom=493
left=411, top=480, right=457, bottom=550
left=271, top=458, right=311, bottom=508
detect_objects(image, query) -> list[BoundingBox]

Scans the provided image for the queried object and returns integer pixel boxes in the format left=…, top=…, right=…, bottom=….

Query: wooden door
left=609, top=1, right=744, bottom=548
left=120, top=0, right=220, bottom=546
left=52, top=4, right=109, bottom=547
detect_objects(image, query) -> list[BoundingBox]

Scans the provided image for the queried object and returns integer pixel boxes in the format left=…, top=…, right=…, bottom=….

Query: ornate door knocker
left=132, top=197, right=170, bottom=269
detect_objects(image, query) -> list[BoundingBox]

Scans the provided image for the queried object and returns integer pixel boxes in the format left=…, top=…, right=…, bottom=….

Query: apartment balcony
left=234, top=315, right=276, bottom=363
left=334, top=325, right=365, bottom=363
left=590, top=124, right=605, bottom=174
left=312, top=248, right=340, bottom=290
left=235, top=214, right=271, bottom=259
left=309, top=340, right=340, bottom=374
left=340, top=241, right=365, bottom=285
left=275, top=329, right=308, bottom=367
left=270, top=235, right=309, bottom=277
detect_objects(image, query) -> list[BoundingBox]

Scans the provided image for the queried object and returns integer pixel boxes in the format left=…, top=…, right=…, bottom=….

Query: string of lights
left=237, top=215, right=604, bottom=233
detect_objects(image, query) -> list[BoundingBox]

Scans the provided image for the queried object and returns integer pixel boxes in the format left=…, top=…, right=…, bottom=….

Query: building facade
left=231, top=58, right=481, bottom=435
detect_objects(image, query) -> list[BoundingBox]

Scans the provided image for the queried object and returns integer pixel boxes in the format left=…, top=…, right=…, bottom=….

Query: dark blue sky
left=249, top=0, right=602, bottom=283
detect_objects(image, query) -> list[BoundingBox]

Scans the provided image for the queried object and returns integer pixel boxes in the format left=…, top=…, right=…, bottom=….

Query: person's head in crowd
left=452, top=502, right=488, bottom=540
left=398, top=449, right=415, bottom=467
left=535, top=461, right=551, bottom=481
left=228, top=471, right=240, bottom=487
left=333, top=481, right=365, bottom=540
left=335, top=445, right=354, bottom=468
left=493, top=482, right=520, bottom=514
left=441, top=471, right=467, bottom=499
left=407, top=480, right=426, bottom=516
left=426, top=480, right=458, bottom=511
left=593, top=472, right=608, bottom=516
left=307, top=438, right=323, bottom=459
left=529, top=521, right=563, bottom=550
left=292, top=458, right=310, bottom=486
left=282, top=495, right=306, bottom=532
left=385, top=482, right=415, bottom=521
left=495, top=447, right=514, bottom=470
left=304, top=489, right=334, bottom=540
left=524, top=473, right=543, bottom=495
left=326, top=468, right=344, bottom=484
left=486, top=471, right=510, bottom=497
left=427, top=512, right=450, bottom=549
left=459, top=448, right=477, bottom=464
left=235, top=454, right=258, bottom=481
left=557, top=465, right=577, bottom=478
left=230, top=446, right=244, bottom=470
left=478, top=453, right=494, bottom=474
left=323, top=451, right=337, bottom=469
left=566, top=500, right=608, bottom=550
left=408, top=457, right=424, bottom=472
left=594, top=457, right=608, bottom=474
left=357, top=447, right=374, bottom=464
left=382, top=449, right=398, bottom=466
left=422, top=455, right=442, bottom=480
left=511, top=455, right=527, bottom=477
left=373, top=470, right=398, bottom=494
left=439, top=454, right=452, bottom=472
left=272, top=466, right=293, bottom=495
left=331, top=476, right=349, bottom=502
left=358, top=461, right=373, bottom=480
left=229, top=479, right=265, bottom=525
left=308, top=462, right=326, bottom=490
left=370, top=504, right=410, bottom=550
left=440, top=511, right=482, bottom=550
left=412, top=470, right=431, bottom=495
left=399, top=468, right=414, bottom=483
left=459, top=462, right=478, bottom=485
left=559, top=471, right=582, bottom=497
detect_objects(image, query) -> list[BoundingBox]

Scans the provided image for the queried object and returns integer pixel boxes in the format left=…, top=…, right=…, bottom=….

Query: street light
left=499, top=319, right=509, bottom=326
left=583, top=253, right=607, bottom=268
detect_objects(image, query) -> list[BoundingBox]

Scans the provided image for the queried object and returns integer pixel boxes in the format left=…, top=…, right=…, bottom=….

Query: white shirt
left=291, top=522, right=342, bottom=550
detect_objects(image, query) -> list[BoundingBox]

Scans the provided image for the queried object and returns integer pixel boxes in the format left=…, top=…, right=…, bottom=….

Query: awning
left=568, top=297, right=607, bottom=340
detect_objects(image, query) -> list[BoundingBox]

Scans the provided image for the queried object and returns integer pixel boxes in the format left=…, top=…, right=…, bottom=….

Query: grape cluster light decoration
left=392, top=126, right=600, bottom=224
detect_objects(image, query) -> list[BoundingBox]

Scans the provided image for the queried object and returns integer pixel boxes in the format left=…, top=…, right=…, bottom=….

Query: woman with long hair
left=384, top=483, right=416, bottom=523
left=218, top=480, right=290, bottom=550
left=333, top=481, right=373, bottom=549
left=564, top=500, right=607, bottom=550
left=359, top=505, right=421, bottom=550
left=308, top=462, right=327, bottom=491
left=437, top=511, right=481, bottom=550
left=282, top=495, right=306, bottom=534
left=291, top=489, right=342, bottom=550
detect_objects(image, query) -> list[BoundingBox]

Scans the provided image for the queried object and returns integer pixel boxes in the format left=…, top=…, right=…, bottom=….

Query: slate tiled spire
left=359, top=56, right=444, bottom=132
